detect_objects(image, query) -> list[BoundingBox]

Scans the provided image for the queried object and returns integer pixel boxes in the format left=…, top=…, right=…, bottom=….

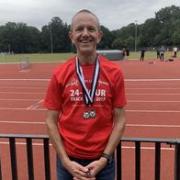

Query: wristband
left=101, top=153, right=112, bottom=164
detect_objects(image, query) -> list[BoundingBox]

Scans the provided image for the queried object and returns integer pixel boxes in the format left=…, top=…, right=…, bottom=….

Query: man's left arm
left=101, top=107, right=126, bottom=155
left=86, top=107, right=126, bottom=177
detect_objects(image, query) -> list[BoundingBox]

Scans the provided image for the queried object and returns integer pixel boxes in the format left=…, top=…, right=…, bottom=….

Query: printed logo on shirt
left=65, top=78, right=109, bottom=103
left=70, top=89, right=106, bottom=102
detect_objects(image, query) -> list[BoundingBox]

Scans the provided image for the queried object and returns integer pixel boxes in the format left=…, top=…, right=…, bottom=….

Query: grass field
left=0, top=51, right=177, bottom=63
left=0, top=53, right=74, bottom=63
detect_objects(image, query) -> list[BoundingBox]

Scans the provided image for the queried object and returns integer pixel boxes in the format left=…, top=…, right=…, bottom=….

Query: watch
left=101, top=153, right=113, bottom=164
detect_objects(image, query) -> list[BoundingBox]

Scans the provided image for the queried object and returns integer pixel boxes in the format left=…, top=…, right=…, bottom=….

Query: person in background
left=125, top=48, right=129, bottom=57
left=122, top=48, right=126, bottom=60
left=159, top=46, right=165, bottom=61
left=173, top=47, right=178, bottom=58
left=140, top=48, right=145, bottom=61
left=156, top=48, right=160, bottom=59
left=44, top=9, right=126, bottom=180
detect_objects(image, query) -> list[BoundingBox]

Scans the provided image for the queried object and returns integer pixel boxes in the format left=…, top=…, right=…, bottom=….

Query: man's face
left=69, top=12, right=103, bottom=56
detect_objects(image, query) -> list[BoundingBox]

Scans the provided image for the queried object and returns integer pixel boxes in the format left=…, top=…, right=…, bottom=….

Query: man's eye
left=76, top=28, right=83, bottom=32
left=88, top=27, right=96, bottom=32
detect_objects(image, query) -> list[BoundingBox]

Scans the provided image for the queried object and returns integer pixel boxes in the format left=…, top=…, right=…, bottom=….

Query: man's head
left=70, top=9, right=101, bottom=31
left=69, top=9, right=103, bottom=56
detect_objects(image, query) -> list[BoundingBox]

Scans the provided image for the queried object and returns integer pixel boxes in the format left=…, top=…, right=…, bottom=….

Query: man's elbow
left=45, top=117, right=58, bottom=131
left=116, top=117, right=126, bottom=133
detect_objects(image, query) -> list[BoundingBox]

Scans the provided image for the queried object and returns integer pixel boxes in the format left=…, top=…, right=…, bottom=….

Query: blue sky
left=0, top=0, right=180, bottom=30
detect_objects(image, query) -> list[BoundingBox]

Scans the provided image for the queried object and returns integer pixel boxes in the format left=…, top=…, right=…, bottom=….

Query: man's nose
left=82, top=28, right=89, bottom=36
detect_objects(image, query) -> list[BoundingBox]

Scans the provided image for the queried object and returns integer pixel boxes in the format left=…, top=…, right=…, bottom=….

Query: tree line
left=0, top=5, right=180, bottom=53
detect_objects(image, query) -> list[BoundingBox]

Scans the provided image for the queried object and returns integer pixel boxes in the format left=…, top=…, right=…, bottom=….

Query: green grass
left=0, top=51, right=177, bottom=63
left=128, top=51, right=175, bottom=60
left=0, top=53, right=74, bottom=63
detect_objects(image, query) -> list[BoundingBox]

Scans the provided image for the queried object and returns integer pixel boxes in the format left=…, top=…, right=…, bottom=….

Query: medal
left=89, top=110, right=96, bottom=118
left=83, top=111, right=90, bottom=119
left=83, top=110, right=96, bottom=119
left=76, top=56, right=100, bottom=119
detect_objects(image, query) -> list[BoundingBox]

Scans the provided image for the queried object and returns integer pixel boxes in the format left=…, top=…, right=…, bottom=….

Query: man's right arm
left=45, top=110, right=94, bottom=180
left=45, top=110, right=69, bottom=164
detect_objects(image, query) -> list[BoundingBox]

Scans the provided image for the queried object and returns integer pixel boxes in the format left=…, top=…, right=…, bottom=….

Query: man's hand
left=72, top=166, right=96, bottom=180
left=63, top=159, right=96, bottom=180
left=84, top=157, right=108, bottom=177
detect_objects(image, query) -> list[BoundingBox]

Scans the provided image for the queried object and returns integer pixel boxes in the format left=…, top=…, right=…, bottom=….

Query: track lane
left=1, top=61, right=180, bottom=180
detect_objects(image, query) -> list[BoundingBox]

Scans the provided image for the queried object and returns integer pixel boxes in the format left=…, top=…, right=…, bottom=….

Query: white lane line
left=0, top=78, right=49, bottom=81
left=0, top=120, right=179, bottom=128
left=0, top=92, right=43, bottom=94
left=0, top=141, right=49, bottom=146
left=0, top=78, right=180, bottom=82
left=126, top=88, right=180, bottom=89
left=127, top=93, right=180, bottom=95
left=0, top=87, right=45, bottom=89
left=121, top=146, right=175, bottom=151
left=0, top=142, right=175, bottom=151
left=26, top=99, right=44, bottom=110
left=0, top=120, right=45, bottom=124
left=126, top=124, right=180, bottom=128
left=0, top=107, right=45, bottom=111
left=0, top=108, right=179, bottom=112
left=127, top=110, right=180, bottom=113
left=3, top=99, right=178, bottom=103
left=125, top=79, right=180, bottom=82
left=0, top=107, right=180, bottom=113
left=0, top=98, right=40, bottom=101
left=128, top=100, right=180, bottom=103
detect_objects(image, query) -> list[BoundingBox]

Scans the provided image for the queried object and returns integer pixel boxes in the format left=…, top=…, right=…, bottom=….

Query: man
left=156, top=48, right=160, bottom=59
left=140, top=49, right=145, bottom=61
left=173, top=47, right=178, bottom=58
left=159, top=46, right=165, bottom=61
left=44, top=9, right=126, bottom=180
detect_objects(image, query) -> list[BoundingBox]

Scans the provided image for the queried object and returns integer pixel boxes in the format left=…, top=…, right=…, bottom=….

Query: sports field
left=0, top=50, right=177, bottom=63
left=0, top=55, right=180, bottom=179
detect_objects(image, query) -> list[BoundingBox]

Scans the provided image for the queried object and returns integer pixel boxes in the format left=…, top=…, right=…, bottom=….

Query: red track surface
left=0, top=59, right=180, bottom=179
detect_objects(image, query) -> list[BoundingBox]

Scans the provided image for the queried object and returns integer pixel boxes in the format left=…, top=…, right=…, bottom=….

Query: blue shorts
left=57, top=156, right=115, bottom=180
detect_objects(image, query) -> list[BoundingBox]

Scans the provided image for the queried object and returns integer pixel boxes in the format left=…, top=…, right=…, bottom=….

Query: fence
left=117, top=137, right=180, bottom=180
left=0, top=134, right=179, bottom=180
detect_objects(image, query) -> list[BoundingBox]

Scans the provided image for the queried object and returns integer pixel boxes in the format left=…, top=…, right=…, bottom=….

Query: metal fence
left=118, top=137, right=180, bottom=180
left=0, top=134, right=50, bottom=180
left=0, top=134, right=179, bottom=180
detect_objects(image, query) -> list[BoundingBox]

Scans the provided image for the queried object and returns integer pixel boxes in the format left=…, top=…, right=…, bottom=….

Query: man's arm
left=46, top=110, right=93, bottom=179
left=102, top=107, right=126, bottom=155
left=86, top=107, right=126, bottom=176
left=45, top=110, right=69, bottom=163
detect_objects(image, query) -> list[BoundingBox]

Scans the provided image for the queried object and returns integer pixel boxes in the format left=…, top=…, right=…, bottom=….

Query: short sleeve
left=44, top=74, right=62, bottom=111
left=112, top=70, right=127, bottom=108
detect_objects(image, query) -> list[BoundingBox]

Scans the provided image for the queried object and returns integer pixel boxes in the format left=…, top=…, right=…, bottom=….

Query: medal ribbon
left=76, top=56, right=100, bottom=105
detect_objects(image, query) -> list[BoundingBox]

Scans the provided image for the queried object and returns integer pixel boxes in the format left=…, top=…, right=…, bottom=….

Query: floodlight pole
left=49, top=23, right=54, bottom=54
left=134, top=20, right=138, bottom=52
left=8, top=44, right=11, bottom=54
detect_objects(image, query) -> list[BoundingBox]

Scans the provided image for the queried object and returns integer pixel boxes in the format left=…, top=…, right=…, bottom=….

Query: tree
left=138, top=18, right=161, bottom=47
left=41, top=17, right=71, bottom=53
left=155, top=5, right=180, bottom=46
left=112, top=38, right=125, bottom=49
left=0, top=22, right=41, bottom=53
left=112, top=23, right=136, bottom=49
left=98, top=26, right=114, bottom=49
left=41, top=25, right=52, bottom=52
left=0, top=22, right=17, bottom=52
left=112, top=5, right=180, bottom=49
left=1, top=5, right=180, bottom=53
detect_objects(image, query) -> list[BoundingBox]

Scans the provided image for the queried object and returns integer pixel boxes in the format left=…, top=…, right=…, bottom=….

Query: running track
left=0, top=59, right=180, bottom=179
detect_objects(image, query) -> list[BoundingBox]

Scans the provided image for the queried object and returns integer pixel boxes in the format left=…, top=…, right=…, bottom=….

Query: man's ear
left=69, top=31, right=75, bottom=44
left=97, top=30, right=103, bottom=44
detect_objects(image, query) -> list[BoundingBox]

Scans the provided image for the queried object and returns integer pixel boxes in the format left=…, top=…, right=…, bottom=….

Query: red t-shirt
left=44, top=55, right=126, bottom=159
